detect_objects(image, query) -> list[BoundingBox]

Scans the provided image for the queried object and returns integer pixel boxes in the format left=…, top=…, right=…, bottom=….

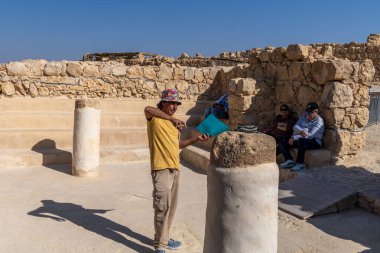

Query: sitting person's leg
left=279, top=139, right=296, bottom=168
left=293, top=138, right=321, bottom=170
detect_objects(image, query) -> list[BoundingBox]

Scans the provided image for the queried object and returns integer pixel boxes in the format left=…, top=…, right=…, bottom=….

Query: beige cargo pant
left=151, top=168, right=180, bottom=250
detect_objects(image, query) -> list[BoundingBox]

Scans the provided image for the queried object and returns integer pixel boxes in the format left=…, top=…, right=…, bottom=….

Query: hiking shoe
left=155, top=250, right=165, bottom=253
left=280, top=160, right=296, bottom=168
left=291, top=163, right=306, bottom=172
left=167, top=239, right=182, bottom=250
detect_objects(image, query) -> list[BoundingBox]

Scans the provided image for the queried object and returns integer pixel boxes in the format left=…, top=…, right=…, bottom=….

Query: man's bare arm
left=179, top=134, right=209, bottom=149
left=144, top=106, right=186, bottom=129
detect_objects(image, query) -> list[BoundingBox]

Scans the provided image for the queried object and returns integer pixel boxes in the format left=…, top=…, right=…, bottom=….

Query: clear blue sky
left=1, top=0, right=379, bottom=63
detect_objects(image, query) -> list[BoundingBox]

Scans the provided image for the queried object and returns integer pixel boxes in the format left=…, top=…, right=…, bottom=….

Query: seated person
left=204, top=93, right=229, bottom=119
left=279, top=102, right=324, bottom=172
left=263, top=104, right=295, bottom=154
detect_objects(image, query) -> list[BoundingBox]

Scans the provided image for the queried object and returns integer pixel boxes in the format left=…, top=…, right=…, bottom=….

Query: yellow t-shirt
left=147, top=116, right=180, bottom=171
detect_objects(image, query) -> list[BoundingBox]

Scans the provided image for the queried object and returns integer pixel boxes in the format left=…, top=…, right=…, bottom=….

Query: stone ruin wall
left=0, top=34, right=378, bottom=161
left=0, top=60, right=249, bottom=100
left=228, top=43, right=375, bottom=161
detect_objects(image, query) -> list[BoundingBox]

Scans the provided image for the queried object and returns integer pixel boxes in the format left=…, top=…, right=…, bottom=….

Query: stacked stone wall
left=230, top=44, right=375, bottom=160
left=0, top=60, right=250, bottom=100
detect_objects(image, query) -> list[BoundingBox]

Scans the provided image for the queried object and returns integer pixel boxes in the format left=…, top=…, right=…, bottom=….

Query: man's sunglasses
left=280, top=108, right=288, bottom=112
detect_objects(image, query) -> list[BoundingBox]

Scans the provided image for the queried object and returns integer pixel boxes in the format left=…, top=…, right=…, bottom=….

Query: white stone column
left=72, top=99, right=101, bottom=177
left=203, top=131, right=279, bottom=253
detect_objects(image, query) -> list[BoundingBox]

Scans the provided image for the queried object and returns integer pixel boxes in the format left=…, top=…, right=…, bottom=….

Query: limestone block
left=254, top=66, right=264, bottom=81
left=285, top=44, right=309, bottom=60
left=14, top=81, right=26, bottom=95
left=6, top=62, right=30, bottom=76
left=158, top=64, right=173, bottom=81
left=1, top=82, right=16, bottom=96
left=126, top=65, right=143, bottom=78
left=44, top=61, right=65, bottom=76
left=173, top=67, right=184, bottom=79
left=112, top=64, right=127, bottom=76
left=288, top=62, right=302, bottom=80
left=367, top=34, right=380, bottom=45
left=321, top=82, right=354, bottom=108
left=211, top=131, right=276, bottom=168
left=259, top=51, right=270, bottom=62
left=175, top=80, right=189, bottom=93
left=320, top=108, right=345, bottom=128
left=275, top=83, right=294, bottom=103
left=99, top=64, right=112, bottom=76
left=302, top=63, right=312, bottom=77
left=29, top=83, right=39, bottom=97
left=83, top=64, right=100, bottom=77
left=228, top=78, right=256, bottom=96
left=184, top=67, right=195, bottom=81
left=358, top=59, right=375, bottom=82
left=265, top=62, right=277, bottom=82
left=252, top=95, right=274, bottom=112
left=143, top=66, right=157, bottom=79
left=228, top=110, right=258, bottom=128
left=209, top=67, right=221, bottom=80
left=321, top=46, right=334, bottom=58
left=142, top=81, right=155, bottom=90
left=297, top=85, right=318, bottom=107
left=66, top=62, right=83, bottom=77
left=323, top=129, right=366, bottom=157
left=229, top=94, right=252, bottom=111
left=194, top=69, right=204, bottom=82
left=25, top=60, right=46, bottom=76
left=355, top=107, right=369, bottom=127
left=311, top=59, right=354, bottom=84
left=271, top=47, right=286, bottom=62
left=276, top=65, right=288, bottom=80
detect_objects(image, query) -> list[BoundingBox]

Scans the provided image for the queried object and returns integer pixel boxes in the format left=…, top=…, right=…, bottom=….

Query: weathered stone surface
left=66, top=62, right=83, bottom=77
left=355, top=107, right=369, bottom=127
left=229, top=94, right=252, bottom=111
left=259, top=51, right=270, bottom=62
left=265, top=62, right=277, bottom=81
left=275, top=83, right=294, bottom=103
left=25, top=60, right=46, bottom=76
left=321, top=108, right=345, bottom=128
left=297, top=85, right=318, bottom=106
left=29, top=83, right=38, bottom=97
left=126, top=65, right=143, bottom=78
left=288, top=62, right=302, bottom=80
left=83, top=64, right=100, bottom=77
left=194, top=69, right=204, bottom=82
left=324, top=129, right=366, bottom=156
left=271, top=47, right=286, bottom=62
left=367, top=34, right=380, bottom=45
left=184, top=67, right=195, bottom=81
left=228, top=78, right=256, bottom=96
left=112, top=65, right=127, bottom=76
left=311, top=59, right=354, bottom=84
left=211, top=131, right=276, bottom=168
left=44, top=62, right=65, bottom=76
left=285, top=44, right=309, bottom=60
left=175, top=80, right=189, bottom=93
left=158, top=64, right=173, bottom=81
left=173, top=67, right=184, bottom=80
left=1, top=82, right=16, bottom=95
left=358, top=59, right=375, bottom=82
left=321, top=82, right=354, bottom=108
left=143, top=66, right=157, bottom=79
left=276, top=65, right=288, bottom=80
left=6, top=62, right=30, bottom=76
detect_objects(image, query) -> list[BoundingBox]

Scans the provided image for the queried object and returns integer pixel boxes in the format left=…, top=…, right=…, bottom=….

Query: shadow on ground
left=31, top=139, right=72, bottom=175
left=28, top=200, right=154, bottom=253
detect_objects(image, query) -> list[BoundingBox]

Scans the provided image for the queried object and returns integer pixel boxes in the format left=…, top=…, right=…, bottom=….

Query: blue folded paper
left=196, top=114, right=230, bottom=136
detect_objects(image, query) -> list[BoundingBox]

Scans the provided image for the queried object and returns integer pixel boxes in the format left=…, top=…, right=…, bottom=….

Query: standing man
left=144, top=89, right=209, bottom=253
left=279, top=102, right=324, bottom=172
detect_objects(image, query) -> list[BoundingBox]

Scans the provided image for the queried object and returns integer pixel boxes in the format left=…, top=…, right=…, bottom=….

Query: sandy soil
left=0, top=125, right=379, bottom=253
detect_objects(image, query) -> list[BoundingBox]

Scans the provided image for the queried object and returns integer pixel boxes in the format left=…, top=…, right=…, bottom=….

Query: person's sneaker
left=280, top=160, right=296, bottom=168
left=155, top=250, right=165, bottom=253
left=167, top=239, right=182, bottom=250
left=291, top=163, right=306, bottom=172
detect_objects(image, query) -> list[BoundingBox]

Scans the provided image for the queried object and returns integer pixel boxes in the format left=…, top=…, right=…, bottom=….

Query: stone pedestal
left=72, top=99, right=101, bottom=177
left=203, top=132, right=278, bottom=253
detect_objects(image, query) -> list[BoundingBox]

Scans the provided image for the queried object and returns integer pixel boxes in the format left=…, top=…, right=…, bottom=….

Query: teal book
left=196, top=114, right=230, bottom=136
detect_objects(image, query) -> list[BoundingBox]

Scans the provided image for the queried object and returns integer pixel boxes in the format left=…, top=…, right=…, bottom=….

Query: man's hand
left=300, top=130, right=308, bottom=137
left=170, top=118, right=186, bottom=130
left=197, top=134, right=210, bottom=142
left=288, top=137, right=294, bottom=145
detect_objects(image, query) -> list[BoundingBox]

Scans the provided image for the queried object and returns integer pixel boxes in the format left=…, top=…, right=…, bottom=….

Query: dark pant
left=279, top=138, right=321, bottom=164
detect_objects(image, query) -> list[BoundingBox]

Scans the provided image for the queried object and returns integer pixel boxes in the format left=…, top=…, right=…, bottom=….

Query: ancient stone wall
left=229, top=44, right=375, bottom=160
left=0, top=60, right=250, bottom=100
